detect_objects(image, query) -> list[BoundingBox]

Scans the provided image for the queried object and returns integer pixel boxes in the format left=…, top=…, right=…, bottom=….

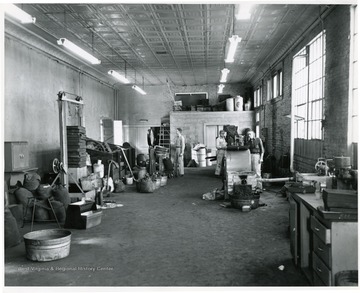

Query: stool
left=22, top=197, right=61, bottom=231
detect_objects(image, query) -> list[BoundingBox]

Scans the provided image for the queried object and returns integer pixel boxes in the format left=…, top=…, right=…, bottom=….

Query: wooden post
left=58, top=92, right=85, bottom=190
left=58, top=96, right=69, bottom=188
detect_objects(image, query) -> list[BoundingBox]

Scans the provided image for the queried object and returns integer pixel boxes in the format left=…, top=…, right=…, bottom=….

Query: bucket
left=154, top=178, right=161, bottom=189
left=231, top=197, right=260, bottom=210
left=197, top=148, right=206, bottom=167
left=23, top=229, right=71, bottom=262
left=335, top=270, right=358, bottom=286
left=234, top=96, right=243, bottom=111
left=126, top=176, right=133, bottom=185
left=226, top=98, right=234, bottom=111
left=160, top=176, right=168, bottom=186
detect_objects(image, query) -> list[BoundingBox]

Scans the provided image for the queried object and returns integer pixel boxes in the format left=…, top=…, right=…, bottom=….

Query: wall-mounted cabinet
left=4, top=141, right=29, bottom=172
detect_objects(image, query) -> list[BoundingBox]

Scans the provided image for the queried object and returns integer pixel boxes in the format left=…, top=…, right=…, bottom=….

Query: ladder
left=159, top=125, right=170, bottom=149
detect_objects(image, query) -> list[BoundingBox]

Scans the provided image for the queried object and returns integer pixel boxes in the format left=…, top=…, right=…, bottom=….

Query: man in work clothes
left=174, top=128, right=185, bottom=176
left=245, top=130, right=265, bottom=189
left=215, top=130, right=227, bottom=176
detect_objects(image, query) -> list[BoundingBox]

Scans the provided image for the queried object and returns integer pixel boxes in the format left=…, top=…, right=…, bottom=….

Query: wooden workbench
left=288, top=191, right=358, bottom=286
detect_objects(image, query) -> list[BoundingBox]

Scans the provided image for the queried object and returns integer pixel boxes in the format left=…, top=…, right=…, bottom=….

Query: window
left=267, top=79, right=272, bottom=101
left=292, top=31, right=326, bottom=140
left=350, top=5, right=358, bottom=144
left=255, top=112, right=260, bottom=137
left=272, top=70, right=283, bottom=99
left=254, top=86, right=262, bottom=107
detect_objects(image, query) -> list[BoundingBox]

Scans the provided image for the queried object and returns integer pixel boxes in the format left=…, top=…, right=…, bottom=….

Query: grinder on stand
left=334, top=156, right=357, bottom=190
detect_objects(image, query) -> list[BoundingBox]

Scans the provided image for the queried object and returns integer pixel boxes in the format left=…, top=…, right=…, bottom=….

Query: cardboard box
left=68, top=166, right=87, bottom=184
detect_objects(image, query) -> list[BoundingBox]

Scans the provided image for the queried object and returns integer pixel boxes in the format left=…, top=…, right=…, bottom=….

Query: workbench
left=287, top=191, right=358, bottom=286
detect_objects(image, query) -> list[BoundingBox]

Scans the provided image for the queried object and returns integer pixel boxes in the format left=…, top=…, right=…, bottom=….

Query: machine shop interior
left=2, top=2, right=359, bottom=291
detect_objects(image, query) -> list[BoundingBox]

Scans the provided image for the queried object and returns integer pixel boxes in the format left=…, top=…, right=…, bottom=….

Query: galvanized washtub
left=23, top=229, right=71, bottom=262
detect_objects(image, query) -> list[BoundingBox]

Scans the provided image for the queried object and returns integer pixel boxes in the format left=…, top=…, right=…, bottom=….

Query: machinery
left=333, top=156, right=357, bottom=190
left=314, top=158, right=331, bottom=176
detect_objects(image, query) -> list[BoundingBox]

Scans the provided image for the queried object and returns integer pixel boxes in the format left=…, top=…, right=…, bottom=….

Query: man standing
left=174, top=128, right=185, bottom=176
left=245, top=130, right=264, bottom=178
left=215, top=130, right=227, bottom=176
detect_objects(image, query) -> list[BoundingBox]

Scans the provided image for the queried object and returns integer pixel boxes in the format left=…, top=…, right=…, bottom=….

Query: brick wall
left=170, top=111, right=255, bottom=163
left=170, top=111, right=255, bottom=146
left=252, top=6, right=351, bottom=173
left=322, top=7, right=351, bottom=158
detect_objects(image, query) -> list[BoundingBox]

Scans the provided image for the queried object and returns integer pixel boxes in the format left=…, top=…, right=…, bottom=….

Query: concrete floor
left=4, top=166, right=310, bottom=288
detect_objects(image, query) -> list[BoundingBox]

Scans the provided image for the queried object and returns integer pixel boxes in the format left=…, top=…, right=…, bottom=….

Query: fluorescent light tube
left=4, top=4, right=36, bottom=23
left=225, top=35, right=242, bottom=63
left=108, top=70, right=130, bottom=84
left=218, top=84, right=225, bottom=94
left=220, top=68, right=230, bottom=83
left=57, top=38, right=101, bottom=65
left=235, top=4, right=253, bottom=20
left=132, top=85, right=147, bottom=95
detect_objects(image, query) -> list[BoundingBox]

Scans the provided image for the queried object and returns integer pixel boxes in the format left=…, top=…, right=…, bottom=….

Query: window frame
left=267, top=79, right=272, bottom=101
left=271, top=69, right=283, bottom=99
left=254, top=86, right=262, bottom=108
left=292, top=30, right=326, bottom=140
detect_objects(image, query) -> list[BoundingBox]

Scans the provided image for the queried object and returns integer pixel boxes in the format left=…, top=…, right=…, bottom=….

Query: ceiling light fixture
left=218, top=84, right=225, bottom=94
left=220, top=68, right=230, bottom=83
left=57, top=38, right=101, bottom=65
left=4, top=4, right=36, bottom=23
left=132, top=85, right=147, bottom=95
left=225, top=35, right=242, bottom=63
left=108, top=70, right=130, bottom=84
left=235, top=4, right=254, bottom=20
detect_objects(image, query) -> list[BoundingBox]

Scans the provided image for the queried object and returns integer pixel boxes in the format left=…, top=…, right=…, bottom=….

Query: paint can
left=126, top=176, right=133, bottom=185
left=226, top=98, right=234, bottom=111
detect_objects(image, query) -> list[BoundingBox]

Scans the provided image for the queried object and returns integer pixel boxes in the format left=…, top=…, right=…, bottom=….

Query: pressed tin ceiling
left=5, top=3, right=334, bottom=86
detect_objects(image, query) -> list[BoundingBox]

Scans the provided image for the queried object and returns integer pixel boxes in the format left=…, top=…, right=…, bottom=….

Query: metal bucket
left=154, top=178, right=161, bottom=189
left=231, top=198, right=259, bottom=210
left=23, top=229, right=71, bottom=262
left=160, top=176, right=168, bottom=186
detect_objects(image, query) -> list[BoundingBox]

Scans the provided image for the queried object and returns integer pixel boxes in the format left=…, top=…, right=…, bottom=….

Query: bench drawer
left=312, top=252, right=331, bottom=286
left=313, top=234, right=331, bottom=268
left=311, top=216, right=331, bottom=244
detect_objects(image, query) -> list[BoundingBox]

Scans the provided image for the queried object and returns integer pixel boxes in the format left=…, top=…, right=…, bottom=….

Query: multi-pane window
left=350, top=5, right=358, bottom=143
left=272, top=70, right=283, bottom=98
left=255, top=112, right=260, bottom=137
left=254, top=86, right=262, bottom=107
left=292, top=31, right=326, bottom=140
left=267, top=79, right=272, bottom=101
